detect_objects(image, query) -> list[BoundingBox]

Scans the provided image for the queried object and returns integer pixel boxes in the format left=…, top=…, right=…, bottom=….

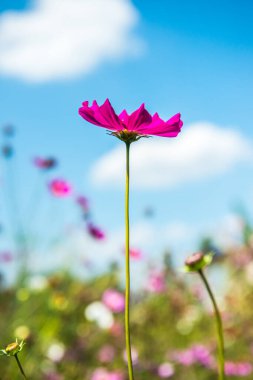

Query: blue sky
left=0, top=0, right=253, bottom=280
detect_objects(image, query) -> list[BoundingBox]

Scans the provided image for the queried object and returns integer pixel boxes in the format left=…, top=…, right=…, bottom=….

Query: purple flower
left=79, top=99, right=182, bottom=139
left=34, top=157, right=57, bottom=170
left=87, top=223, right=105, bottom=240
left=102, top=289, right=125, bottom=313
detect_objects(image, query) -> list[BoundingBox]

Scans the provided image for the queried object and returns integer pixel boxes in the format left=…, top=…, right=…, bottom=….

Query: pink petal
left=137, top=112, right=183, bottom=137
left=79, top=99, right=123, bottom=131
left=119, top=109, right=129, bottom=126
left=127, top=103, right=152, bottom=131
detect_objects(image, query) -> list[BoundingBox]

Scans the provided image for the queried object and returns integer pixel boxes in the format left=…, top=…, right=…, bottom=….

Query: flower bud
left=184, top=252, right=213, bottom=272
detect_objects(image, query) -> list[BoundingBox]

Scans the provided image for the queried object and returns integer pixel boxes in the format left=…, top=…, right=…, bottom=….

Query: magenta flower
left=79, top=99, right=183, bottom=142
left=102, top=289, right=125, bottom=313
left=48, top=179, right=71, bottom=197
left=87, top=223, right=105, bottom=240
left=34, top=156, right=57, bottom=170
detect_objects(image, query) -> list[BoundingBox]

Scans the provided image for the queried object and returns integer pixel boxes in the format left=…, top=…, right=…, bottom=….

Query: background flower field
left=1, top=219, right=253, bottom=379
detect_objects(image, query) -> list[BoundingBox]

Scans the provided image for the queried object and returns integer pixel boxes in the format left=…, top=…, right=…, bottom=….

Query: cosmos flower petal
left=119, top=110, right=129, bottom=126
left=79, top=99, right=183, bottom=139
left=137, top=113, right=183, bottom=137
left=79, top=99, right=122, bottom=131
left=127, top=103, right=152, bottom=131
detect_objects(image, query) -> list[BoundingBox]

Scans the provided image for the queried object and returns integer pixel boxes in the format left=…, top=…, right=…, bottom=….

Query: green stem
left=14, top=354, right=27, bottom=379
left=198, top=269, right=225, bottom=380
left=125, top=142, right=134, bottom=380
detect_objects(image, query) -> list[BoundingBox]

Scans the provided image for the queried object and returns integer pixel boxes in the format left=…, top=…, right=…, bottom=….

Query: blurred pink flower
left=48, top=179, right=71, bottom=197
left=129, top=248, right=143, bottom=260
left=102, top=289, right=125, bottom=313
left=34, top=157, right=57, bottom=170
left=146, top=270, right=166, bottom=293
left=79, top=99, right=183, bottom=138
left=225, top=362, right=253, bottom=376
left=91, top=368, right=124, bottom=380
left=173, top=345, right=214, bottom=368
left=97, top=345, right=115, bottom=363
left=157, top=362, right=175, bottom=378
left=87, top=223, right=105, bottom=240
left=76, top=196, right=89, bottom=214
left=0, top=251, right=13, bottom=263
left=109, top=321, right=124, bottom=337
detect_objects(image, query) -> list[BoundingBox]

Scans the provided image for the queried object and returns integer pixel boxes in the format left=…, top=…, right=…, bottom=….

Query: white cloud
left=0, top=0, right=143, bottom=82
left=90, top=122, right=253, bottom=189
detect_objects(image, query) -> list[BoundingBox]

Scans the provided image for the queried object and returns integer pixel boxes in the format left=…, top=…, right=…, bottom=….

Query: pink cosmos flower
left=79, top=99, right=183, bottom=139
left=146, top=270, right=166, bottom=293
left=129, top=248, right=143, bottom=260
left=34, top=157, right=57, bottom=170
left=87, top=223, right=105, bottom=240
left=97, top=345, right=115, bottom=363
left=225, top=362, right=253, bottom=376
left=109, top=321, right=124, bottom=337
left=102, top=289, right=125, bottom=313
left=48, top=179, right=71, bottom=197
left=173, top=345, right=214, bottom=368
left=157, top=362, right=175, bottom=378
left=0, top=251, right=13, bottom=263
left=91, top=368, right=124, bottom=380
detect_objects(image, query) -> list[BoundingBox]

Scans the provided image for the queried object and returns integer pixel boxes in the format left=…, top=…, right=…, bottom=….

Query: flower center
left=107, top=129, right=148, bottom=144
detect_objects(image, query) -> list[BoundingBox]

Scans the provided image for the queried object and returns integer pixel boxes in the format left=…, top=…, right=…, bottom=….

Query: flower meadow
left=0, top=102, right=253, bottom=380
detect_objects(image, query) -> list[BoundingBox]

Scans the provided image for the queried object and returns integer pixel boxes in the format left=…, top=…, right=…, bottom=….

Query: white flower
left=47, top=343, right=65, bottom=362
left=85, top=301, right=114, bottom=329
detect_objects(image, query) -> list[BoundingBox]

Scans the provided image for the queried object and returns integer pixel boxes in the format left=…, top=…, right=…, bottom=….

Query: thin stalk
left=125, top=142, right=134, bottom=380
left=14, top=354, right=27, bottom=379
left=198, top=269, right=225, bottom=380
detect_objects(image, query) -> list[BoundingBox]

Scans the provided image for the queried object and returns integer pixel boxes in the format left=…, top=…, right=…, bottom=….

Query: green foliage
left=0, top=257, right=253, bottom=379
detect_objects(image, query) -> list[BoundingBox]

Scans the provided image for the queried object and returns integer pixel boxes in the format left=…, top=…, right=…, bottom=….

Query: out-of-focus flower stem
left=125, top=142, right=134, bottom=380
left=14, top=354, right=27, bottom=379
left=198, top=269, right=225, bottom=380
